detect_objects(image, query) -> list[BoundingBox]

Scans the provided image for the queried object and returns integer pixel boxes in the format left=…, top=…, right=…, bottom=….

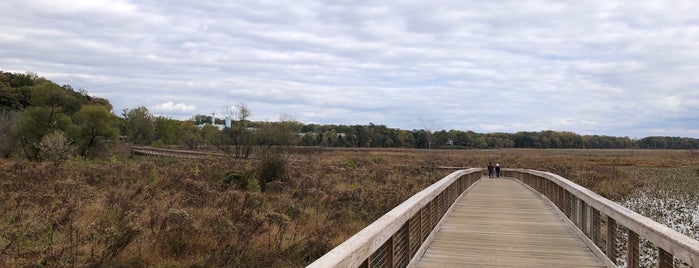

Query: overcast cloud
left=2, top=0, right=698, bottom=138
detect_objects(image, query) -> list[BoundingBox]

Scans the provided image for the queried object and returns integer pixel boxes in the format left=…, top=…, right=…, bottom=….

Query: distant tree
left=225, top=103, right=253, bottom=158
left=560, top=131, right=583, bottom=148
left=0, top=72, right=9, bottom=87
left=514, top=131, right=534, bottom=148
left=72, top=105, right=119, bottom=157
left=0, top=88, right=22, bottom=110
left=300, top=132, right=317, bottom=146
left=154, top=117, right=183, bottom=145
left=88, top=97, right=113, bottom=111
left=180, top=121, right=203, bottom=149
left=638, top=136, right=698, bottom=149
left=12, top=106, right=74, bottom=160
left=30, top=82, right=83, bottom=115
left=0, top=109, right=19, bottom=157
left=122, top=106, right=155, bottom=145
left=191, top=114, right=212, bottom=125
left=200, top=124, right=223, bottom=146
left=433, top=130, right=450, bottom=147
left=255, top=118, right=299, bottom=152
left=6, top=71, right=37, bottom=88
left=353, top=125, right=370, bottom=147
left=396, top=129, right=414, bottom=148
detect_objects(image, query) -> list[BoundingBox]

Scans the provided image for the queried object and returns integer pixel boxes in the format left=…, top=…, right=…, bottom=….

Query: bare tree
left=221, top=102, right=253, bottom=158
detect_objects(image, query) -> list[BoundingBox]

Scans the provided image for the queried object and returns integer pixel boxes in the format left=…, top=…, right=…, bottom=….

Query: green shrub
left=222, top=171, right=247, bottom=189
left=150, top=140, right=165, bottom=148
left=345, top=159, right=357, bottom=169
left=256, top=153, right=287, bottom=191
left=246, top=178, right=261, bottom=193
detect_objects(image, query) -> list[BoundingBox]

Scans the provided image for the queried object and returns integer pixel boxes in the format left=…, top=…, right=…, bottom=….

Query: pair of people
left=487, top=162, right=501, bottom=178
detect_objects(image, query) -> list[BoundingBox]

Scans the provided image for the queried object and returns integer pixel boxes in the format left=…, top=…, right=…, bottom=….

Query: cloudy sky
left=2, top=0, right=698, bottom=138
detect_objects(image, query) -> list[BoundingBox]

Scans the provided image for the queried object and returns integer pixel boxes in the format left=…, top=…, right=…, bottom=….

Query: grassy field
left=1, top=148, right=697, bottom=267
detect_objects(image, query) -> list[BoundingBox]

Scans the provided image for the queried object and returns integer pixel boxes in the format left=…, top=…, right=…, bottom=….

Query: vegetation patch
left=1, top=72, right=698, bottom=267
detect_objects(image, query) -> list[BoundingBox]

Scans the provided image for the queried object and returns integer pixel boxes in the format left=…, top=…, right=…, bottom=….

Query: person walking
left=487, top=162, right=494, bottom=178
left=495, top=163, right=501, bottom=178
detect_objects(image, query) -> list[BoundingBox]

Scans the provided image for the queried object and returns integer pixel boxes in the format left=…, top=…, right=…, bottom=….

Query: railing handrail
left=507, top=168, right=699, bottom=266
left=308, top=168, right=483, bottom=267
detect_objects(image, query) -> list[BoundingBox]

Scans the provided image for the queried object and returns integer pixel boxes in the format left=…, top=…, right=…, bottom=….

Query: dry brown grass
left=1, top=148, right=696, bottom=267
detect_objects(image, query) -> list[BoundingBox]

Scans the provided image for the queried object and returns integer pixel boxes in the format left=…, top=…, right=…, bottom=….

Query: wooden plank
left=416, top=178, right=607, bottom=267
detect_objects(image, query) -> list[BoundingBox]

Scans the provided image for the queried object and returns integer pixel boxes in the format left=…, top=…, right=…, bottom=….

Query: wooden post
left=657, top=247, right=673, bottom=268
left=607, top=217, right=618, bottom=264
left=417, top=210, right=422, bottom=251
left=359, top=259, right=368, bottom=268
left=405, top=221, right=411, bottom=264
left=583, top=203, right=590, bottom=239
left=567, top=192, right=574, bottom=220
left=627, top=230, right=640, bottom=268
left=388, top=235, right=395, bottom=268
left=421, top=207, right=429, bottom=242
left=559, top=186, right=565, bottom=212
left=591, top=208, right=600, bottom=247
left=579, top=201, right=587, bottom=233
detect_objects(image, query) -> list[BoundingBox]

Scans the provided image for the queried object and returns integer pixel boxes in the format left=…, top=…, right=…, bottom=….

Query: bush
left=37, top=131, right=72, bottom=163
left=257, top=153, right=287, bottom=191
left=222, top=170, right=248, bottom=189
left=150, top=140, right=165, bottom=148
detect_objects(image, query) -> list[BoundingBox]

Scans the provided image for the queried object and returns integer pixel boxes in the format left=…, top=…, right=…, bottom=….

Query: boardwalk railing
left=503, top=168, right=699, bottom=268
left=307, top=168, right=483, bottom=268
left=130, top=146, right=226, bottom=159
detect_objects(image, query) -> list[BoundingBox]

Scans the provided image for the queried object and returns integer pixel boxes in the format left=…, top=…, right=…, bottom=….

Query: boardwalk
left=416, top=178, right=607, bottom=267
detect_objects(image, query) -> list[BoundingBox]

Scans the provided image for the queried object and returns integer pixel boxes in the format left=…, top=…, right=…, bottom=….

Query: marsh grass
left=618, top=167, right=699, bottom=267
left=0, top=148, right=696, bottom=267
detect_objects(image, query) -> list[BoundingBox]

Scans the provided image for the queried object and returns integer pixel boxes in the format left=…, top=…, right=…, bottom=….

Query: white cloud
left=152, top=102, right=196, bottom=113
left=1, top=0, right=698, bottom=137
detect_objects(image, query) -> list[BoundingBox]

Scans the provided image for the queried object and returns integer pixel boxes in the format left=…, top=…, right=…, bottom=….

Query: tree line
left=2, top=71, right=697, bottom=162
left=294, top=126, right=698, bottom=149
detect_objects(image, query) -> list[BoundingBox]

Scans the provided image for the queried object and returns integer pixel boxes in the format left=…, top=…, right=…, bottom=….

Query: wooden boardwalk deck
left=416, top=178, right=607, bottom=267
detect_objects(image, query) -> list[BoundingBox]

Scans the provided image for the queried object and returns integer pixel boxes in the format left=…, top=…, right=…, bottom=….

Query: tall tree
left=154, top=117, right=183, bottom=145
left=30, top=82, right=83, bottom=115
left=225, top=103, right=253, bottom=158
left=122, top=106, right=155, bottom=145
left=72, top=105, right=119, bottom=156
left=180, top=121, right=203, bottom=149
left=12, top=106, right=74, bottom=160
